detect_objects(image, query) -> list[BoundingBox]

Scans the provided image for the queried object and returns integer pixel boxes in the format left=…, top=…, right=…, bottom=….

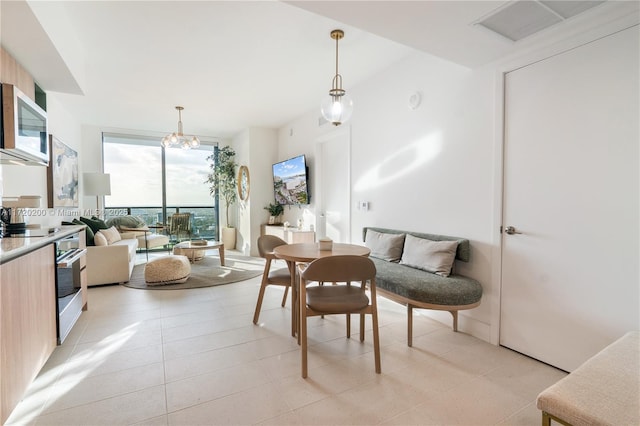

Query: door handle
left=504, top=226, right=522, bottom=235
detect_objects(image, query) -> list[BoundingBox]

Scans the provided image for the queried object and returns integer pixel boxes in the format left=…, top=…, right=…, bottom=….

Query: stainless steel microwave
left=0, top=83, right=49, bottom=166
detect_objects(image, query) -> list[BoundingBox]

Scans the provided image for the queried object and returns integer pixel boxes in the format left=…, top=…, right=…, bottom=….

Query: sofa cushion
left=365, top=229, right=405, bottom=262
left=79, top=216, right=109, bottom=234
left=371, top=257, right=483, bottom=306
left=400, top=234, right=458, bottom=277
left=101, top=226, right=122, bottom=245
left=363, top=227, right=471, bottom=262
left=94, top=232, right=108, bottom=246
left=106, top=215, right=147, bottom=231
left=66, top=219, right=96, bottom=246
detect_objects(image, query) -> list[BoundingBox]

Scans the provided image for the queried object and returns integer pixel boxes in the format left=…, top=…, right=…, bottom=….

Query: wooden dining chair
left=299, top=255, right=381, bottom=378
left=253, top=235, right=291, bottom=324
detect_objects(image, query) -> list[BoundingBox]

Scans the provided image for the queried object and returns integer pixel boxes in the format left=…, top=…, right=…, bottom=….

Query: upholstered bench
left=363, top=227, right=483, bottom=346
left=144, top=255, right=191, bottom=285
left=536, top=331, right=639, bottom=426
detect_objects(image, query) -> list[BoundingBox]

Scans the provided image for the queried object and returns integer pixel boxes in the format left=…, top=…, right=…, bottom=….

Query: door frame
left=489, top=21, right=639, bottom=346
left=314, top=125, right=352, bottom=242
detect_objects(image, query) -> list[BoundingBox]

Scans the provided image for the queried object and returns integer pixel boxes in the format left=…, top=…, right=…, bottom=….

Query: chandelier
left=320, top=29, right=353, bottom=126
left=161, top=106, right=200, bottom=149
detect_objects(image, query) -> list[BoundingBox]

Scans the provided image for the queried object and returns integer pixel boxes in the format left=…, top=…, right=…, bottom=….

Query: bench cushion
left=536, top=331, right=639, bottom=426
left=371, top=257, right=482, bottom=306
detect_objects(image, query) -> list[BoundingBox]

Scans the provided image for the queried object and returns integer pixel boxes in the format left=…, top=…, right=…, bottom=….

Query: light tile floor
left=7, top=252, right=566, bottom=425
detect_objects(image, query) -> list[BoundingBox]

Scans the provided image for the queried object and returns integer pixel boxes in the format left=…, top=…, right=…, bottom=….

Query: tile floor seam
left=34, top=382, right=168, bottom=420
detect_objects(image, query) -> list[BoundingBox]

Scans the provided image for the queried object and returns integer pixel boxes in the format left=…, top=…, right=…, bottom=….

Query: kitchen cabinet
left=261, top=224, right=315, bottom=244
left=0, top=244, right=56, bottom=424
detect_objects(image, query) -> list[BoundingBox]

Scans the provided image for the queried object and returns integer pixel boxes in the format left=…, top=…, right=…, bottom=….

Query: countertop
left=0, top=225, right=86, bottom=265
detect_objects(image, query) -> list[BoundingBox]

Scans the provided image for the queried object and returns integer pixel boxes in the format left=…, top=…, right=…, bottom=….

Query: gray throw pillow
left=106, top=215, right=146, bottom=230
left=400, top=234, right=458, bottom=277
left=365, top=230, right=405, bottom=262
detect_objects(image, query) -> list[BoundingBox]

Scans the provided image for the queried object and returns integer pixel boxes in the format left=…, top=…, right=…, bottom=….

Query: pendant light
left=320, top=29, right=353, bottom=126
left=161, top=106, right=200, bottom=149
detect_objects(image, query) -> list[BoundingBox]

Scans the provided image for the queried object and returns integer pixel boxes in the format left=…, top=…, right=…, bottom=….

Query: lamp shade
left=83, top=172, right=111, bottom=196
left=320, top=92, right=354, bottom=126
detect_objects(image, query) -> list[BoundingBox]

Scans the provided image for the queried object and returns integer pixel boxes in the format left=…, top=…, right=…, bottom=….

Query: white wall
left=233, top=127, right=279, bottom=257
left=278, top=51, right=499, bottom=341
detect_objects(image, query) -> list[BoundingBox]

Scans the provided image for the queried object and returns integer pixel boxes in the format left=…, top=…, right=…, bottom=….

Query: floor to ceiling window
left=102, top=132, right=218, bottom=240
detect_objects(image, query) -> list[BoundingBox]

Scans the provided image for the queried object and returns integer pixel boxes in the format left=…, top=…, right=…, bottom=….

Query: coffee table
left=173, top=240, right=225, bottom=265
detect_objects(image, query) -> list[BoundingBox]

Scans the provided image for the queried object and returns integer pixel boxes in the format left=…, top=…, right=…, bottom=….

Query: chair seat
left=306, top=285, right=370, bottom=313
left=268, top=268, right=291, bottom=283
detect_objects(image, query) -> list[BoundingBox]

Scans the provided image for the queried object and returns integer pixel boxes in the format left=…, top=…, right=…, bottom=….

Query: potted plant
left=264, top=202, right=284, bottom=225
left=206, top=145, right=237, bottom=249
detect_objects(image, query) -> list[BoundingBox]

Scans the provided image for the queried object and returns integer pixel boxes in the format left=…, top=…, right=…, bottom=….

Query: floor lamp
left=83, top=172, right=111, bottom=216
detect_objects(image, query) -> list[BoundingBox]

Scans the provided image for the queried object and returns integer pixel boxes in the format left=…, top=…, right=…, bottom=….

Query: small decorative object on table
left=318, top=237, right=333, bottom=251
left=190, top=239, right=208, bottom=246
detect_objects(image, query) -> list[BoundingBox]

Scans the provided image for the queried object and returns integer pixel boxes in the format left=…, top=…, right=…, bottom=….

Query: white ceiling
left=1, top=1, right=637, bottom=139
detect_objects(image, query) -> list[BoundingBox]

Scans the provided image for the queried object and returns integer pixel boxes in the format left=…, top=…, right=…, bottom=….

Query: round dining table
left=273, top=242, right=371, bottom=339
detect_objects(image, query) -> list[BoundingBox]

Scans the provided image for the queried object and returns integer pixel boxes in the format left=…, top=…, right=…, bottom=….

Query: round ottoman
left=144, top=255, right=191, bottom=285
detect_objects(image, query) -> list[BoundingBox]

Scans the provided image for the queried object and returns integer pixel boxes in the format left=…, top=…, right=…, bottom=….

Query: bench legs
left=408, top=305, right=413, bottom=347
left=449, top=310, right=458, bottom=332
left=541, top=411, right=571, bottom=426
left=407, top=305, right=460, bottom=347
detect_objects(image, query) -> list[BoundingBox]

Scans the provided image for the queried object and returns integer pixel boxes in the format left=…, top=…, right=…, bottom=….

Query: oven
left=55, top=233, right=86, bottom=344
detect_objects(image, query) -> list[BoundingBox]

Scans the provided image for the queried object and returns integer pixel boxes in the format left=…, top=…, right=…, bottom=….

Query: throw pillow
left=106, top=215, right=147, bottom=230
left=400, top=234, right=458, bottom=277
left=94, top=231, right=108, bottom=246
left=100, top=226, right=122, bottom=245
left=71, top=218, right=96, bottom=246
left=365, top=230, right=405, bottom=262
left=79, top=216, right=109, bottom=234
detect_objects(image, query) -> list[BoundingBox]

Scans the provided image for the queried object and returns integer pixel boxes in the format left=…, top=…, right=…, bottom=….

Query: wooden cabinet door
left=0, top=245, right=57, bottom=424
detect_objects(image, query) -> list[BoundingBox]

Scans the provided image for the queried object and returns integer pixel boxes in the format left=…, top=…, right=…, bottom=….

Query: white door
left=316, top=128, right=350, bottom=243
left=500, top=27, right=639, bottom=372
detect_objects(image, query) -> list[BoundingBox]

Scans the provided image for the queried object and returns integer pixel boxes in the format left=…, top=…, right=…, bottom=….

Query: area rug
left=123, top=255, right=264, bottom=290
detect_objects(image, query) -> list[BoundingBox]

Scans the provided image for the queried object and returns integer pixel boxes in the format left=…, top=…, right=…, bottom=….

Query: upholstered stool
left=144, top=255, right=191, bottom=285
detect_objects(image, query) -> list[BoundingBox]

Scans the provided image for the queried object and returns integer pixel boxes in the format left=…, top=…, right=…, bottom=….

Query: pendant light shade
left=161, top=106, right=200, bottom=149
left=320, top=29, right=353, bottom=126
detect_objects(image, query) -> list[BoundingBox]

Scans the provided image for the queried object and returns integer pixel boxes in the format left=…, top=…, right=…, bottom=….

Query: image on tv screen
left=272, top=155, right=309, bottom=205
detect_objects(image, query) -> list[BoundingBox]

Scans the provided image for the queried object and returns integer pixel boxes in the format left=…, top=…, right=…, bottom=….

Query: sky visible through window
left=103, top=134, right=215, bottom=207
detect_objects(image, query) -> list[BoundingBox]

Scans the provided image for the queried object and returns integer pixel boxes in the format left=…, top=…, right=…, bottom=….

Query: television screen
left=272, top=155, right=309, bottom=205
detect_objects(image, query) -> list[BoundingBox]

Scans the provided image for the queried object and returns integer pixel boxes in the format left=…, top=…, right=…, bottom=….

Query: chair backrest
left=257, top=235, right=287, bottom=258
left=301, top=255, right=376, bottom=283
left=169, top=213, right=191, bottom=233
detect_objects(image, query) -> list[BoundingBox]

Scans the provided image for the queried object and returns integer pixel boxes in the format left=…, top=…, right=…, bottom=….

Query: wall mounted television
left=272, top=154, right=309, bottom=205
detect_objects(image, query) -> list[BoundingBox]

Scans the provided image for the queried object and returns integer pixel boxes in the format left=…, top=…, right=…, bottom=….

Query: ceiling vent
left=475, top=0, right=605, bottom=42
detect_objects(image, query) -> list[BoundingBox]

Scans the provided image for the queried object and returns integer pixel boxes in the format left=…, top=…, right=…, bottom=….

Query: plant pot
left=221, top=227, right=236, bottom=250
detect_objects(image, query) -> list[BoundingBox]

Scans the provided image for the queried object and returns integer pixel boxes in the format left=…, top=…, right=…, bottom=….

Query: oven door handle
left=57, top=248, right=87, bottom=268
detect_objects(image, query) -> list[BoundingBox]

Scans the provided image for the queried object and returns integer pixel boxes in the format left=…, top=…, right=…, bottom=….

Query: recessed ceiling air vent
left=475, top=0, right=605, bottom=42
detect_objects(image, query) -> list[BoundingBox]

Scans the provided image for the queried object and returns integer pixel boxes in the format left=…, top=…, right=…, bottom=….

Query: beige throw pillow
left=94, top=231, right=108, bottom=246
left=100, top=226, right=122, bottom=245
left=400, top=234, right=458, bottom=277
left=365, top=230, right=405, bottom=262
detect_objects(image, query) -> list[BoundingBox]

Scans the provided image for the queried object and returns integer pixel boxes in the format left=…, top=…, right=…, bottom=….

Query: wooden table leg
left=286, top=260, right=297, bottom=338
left=218, top=245, right=225, bottom=266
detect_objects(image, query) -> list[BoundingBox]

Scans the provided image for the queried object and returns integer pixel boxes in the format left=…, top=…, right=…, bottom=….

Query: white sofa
left=86, top=232, right=138, bottom=286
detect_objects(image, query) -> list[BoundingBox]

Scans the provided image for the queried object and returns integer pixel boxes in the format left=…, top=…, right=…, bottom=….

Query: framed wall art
left=47, top=135, right=79, bottom=208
